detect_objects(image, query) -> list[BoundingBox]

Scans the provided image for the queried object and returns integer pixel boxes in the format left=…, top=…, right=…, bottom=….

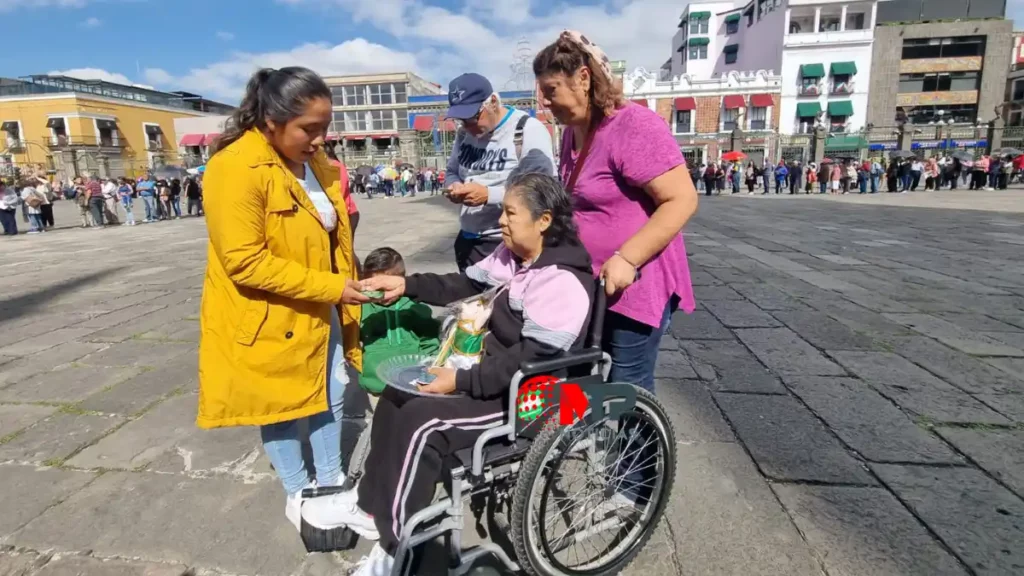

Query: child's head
left=363, top=247, right=405, bottom=278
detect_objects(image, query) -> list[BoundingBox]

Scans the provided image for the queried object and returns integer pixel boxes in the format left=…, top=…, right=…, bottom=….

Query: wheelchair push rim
left=512, top=388, right=676, bottom=576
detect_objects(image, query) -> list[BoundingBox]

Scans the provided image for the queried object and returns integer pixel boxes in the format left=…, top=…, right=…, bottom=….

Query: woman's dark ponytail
left=210, top=67, right=331, bottom=156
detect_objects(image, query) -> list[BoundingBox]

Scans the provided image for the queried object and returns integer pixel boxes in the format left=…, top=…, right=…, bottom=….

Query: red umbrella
left=721, top=151, right=747, bottom=162
left=820, top=158, right=834, bottom=164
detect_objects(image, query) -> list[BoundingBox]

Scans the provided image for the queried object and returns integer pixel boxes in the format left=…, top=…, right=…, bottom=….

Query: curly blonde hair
left=532, top=36, right=625, bottom=120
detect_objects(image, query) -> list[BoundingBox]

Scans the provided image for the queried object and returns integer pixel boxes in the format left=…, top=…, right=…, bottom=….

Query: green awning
left=724, top=44, right=739, bottom=53
left=828, top=100, right=855, bottom=117
left=724, top=13, right=742, bottom=23
left=825, top=136, right=867, bottom=150
left=688, top=37, right=710, bottom=46
left=689, top=11, right=711, bottom=19
left=796, top=102, right=822, bottom=117
left=800, top=63, right=825, bottom=78
left=830, top=61, right=858, bottom=75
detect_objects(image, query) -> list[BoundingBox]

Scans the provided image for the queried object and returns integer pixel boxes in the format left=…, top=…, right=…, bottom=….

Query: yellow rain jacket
left=197, top=129, right=361, bottom=429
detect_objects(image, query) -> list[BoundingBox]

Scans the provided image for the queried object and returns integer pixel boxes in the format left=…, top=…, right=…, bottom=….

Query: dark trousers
left=89, top=197, right=105, bottom=226
left=911, top=171, right=921, bottom=191
left=357, top=388, right=504, bottom=555
left=454, top=233, right=502, bottom=274
left=601, top=297, right=675, bottom=394
left=39, top=204, right=54, bottom=227
left=187, top=197, right=203, bottom=216
left=789, top=176, right=801, bottom=194
left=0, top=209, right=17, bottom=235
left=971, top=171, right=985, bottom=190
left=703, top=177, right=715, bottom=196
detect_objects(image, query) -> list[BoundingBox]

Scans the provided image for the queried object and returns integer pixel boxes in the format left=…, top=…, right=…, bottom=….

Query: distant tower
left=506, top=37, right=533, bottom=91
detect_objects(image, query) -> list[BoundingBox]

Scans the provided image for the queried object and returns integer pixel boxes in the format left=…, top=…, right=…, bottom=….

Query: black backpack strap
left=513, top=115, right=530, bottom=160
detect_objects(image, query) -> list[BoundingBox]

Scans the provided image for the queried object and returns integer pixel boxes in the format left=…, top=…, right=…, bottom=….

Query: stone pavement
left=1, top=190, right=1023, bottom=576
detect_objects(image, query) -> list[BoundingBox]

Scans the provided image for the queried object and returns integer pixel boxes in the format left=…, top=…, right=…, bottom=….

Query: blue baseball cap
left=446, top=73, right=493, bottom=120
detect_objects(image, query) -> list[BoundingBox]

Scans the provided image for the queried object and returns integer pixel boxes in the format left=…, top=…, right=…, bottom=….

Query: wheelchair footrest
left=299, top=519, right=358, bottom=553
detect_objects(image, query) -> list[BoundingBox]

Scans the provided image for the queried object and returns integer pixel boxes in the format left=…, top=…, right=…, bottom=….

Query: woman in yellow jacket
left=198, top=67, right=370, bottom=531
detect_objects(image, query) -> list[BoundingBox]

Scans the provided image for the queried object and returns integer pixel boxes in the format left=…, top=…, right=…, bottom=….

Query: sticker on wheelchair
left=515, top=375, right=638, bottom=435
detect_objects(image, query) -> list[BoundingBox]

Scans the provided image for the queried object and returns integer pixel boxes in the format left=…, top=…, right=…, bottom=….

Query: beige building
left=322, top=72, right=442, bottom=166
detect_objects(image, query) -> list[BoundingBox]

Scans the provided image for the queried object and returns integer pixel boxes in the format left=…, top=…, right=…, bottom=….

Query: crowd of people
left=349, top=167, right=446, bottom=198
left=197, top=28, right=698, bottom=576
left=0, top=172, right=204, bottom=235
left=690, top=152, right=1024, bottom=197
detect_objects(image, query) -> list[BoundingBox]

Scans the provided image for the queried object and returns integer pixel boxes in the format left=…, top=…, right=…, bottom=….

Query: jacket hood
left=529, top=238, right=593, bottom=278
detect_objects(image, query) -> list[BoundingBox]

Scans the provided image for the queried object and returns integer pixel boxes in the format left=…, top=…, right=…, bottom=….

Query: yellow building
left=0, top=75, right=233, bottom=181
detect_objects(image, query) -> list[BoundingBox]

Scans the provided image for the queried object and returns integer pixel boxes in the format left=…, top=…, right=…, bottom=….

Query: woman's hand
left=600, top=253, right=637, bottom=296
left=360, top=275, right=406, bottom=305
left=419, top=367, right=457, bottom=395
left=340, top=279, right=371, bottom=305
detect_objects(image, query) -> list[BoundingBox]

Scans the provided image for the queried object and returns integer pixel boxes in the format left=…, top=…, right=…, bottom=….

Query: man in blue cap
left=442, top=73, right=555, bottom=272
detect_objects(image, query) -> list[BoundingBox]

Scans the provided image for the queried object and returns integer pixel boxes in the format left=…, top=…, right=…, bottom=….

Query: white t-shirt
left=295, top=163, right=337, bottom=232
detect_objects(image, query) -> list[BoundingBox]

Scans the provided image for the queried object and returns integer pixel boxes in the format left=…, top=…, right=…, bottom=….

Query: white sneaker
left=301, top=488, right=379, bottom=540
left=285, top=481, right=317, bottom=531
left=351, top=544, right=394, bottom=576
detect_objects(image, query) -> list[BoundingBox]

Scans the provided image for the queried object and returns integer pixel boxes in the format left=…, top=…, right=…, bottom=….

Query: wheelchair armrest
left=519, top=348, right=604, bottom=376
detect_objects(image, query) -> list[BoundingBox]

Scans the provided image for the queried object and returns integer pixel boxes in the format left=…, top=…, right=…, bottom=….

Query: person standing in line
left=170, top=178, right=183, bottom=218
left=85, top=175, right=106, bottom=227
left=184, top=176, right=203, bottom=216
left=774, top=160, right=788, bottom=194
left=157, top=179, right=173, bottom=219
left=702, top=163, right=716, bottom=197
left=761, top=159, right=772, bottom=192
left=988, top=155, right=1001, bottom=190
left=20, top=180, right=46, bottom=233
left=118, top=178, right=136, bottom=226
left=788, top=161, right=802, bottom=194
left=745, top=162, right=756, bottom=193
left=910, top=157, right=923, bottom=191
left=137, top=176, right=157, bottom=222
left=442, top=72, right=555, bottom=272
left=102, top=177, right=121, bottom=225
left=33, top=174, right=56, bottom=229
left=970, top=155, right=987, bottom=190
left=0, top=182, right=19, bottom=235
left=805, top=162, right=817, bottom=193
left=870, top=158, right=882, bottom=193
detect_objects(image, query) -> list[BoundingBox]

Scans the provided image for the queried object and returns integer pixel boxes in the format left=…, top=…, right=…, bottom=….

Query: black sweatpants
left=357, top=387, right=505, bottom=554
left=454, top=233, right=502, bottom=274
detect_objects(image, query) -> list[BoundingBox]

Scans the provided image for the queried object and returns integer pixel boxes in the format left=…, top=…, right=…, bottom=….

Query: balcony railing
left=749, top=120, right=768, bottom=130
left=2, top=138, right=26, bottom=152
left=798, top=84, right=821, bottom=96
left=47, top=135, right=128, bottom=149
left=831, top=81, right=855, bottom=95
left=829, top=124, right=848, bottom=133
left=146, top=140, right=164, bottom=151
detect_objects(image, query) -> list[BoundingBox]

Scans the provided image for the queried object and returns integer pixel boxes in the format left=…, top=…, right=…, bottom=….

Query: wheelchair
left=303, top=281, right=678, bottom=575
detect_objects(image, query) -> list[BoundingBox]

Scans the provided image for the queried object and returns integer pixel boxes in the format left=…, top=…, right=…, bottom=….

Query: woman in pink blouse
left=533, top=31, right=699, bottom=392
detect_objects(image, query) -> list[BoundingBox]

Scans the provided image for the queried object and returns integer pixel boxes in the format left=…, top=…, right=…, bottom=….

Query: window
left=689, top=19, right=700, bottom=34
left=47, top=118, right=67, bottom=145
left=332, top=112, right=345, bottom=133
left=902, top=36, right=986, bottom=60
left=829, top=116, right=848, bottom=132
left=726, top=20, right=739, bottom=34
left=96, top=120, right=117, bottom=147
left=345, top=111, right=368, bottom=131
left=370, top=110, right=395, bottom=131
left=1014, top=80, right=1024, bottom=101
left=724, top=45, right=739, bottom=64
left=722, top=108, right=738, bottom=131
left=144, top=124, right=162, bottom=149
left=845, top=12, right=866, bottom=30
left=2, top=121, right=19, bottom=147
left=331, top=87, right=345, bottom=107
left=397, top=114, right=409, bottom=130
left=689, top=45, right=708, bottom=60
left=819, top=16, right=841, bottom=31
left=749, top=107, right=767, bottom=130
left=675, top=110, right=692, bottom=133
left=899, top=72, right=979, bottom=93
left=344, top=85, right=366, bottom=106
left=906, top=104, right=979, bottom=124
left=701, top=19, right=709, bottom=33
left=369, top=84, right=392, bottom=106
left=393, top=83, right=407, bottom=104
left=832, top=73, right=852, bottom=94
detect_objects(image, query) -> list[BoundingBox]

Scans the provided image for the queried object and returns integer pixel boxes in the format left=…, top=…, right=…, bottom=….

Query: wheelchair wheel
left=509, top=387, right=676, bottom=575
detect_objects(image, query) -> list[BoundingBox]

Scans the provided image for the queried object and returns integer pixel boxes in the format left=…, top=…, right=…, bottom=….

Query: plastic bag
left=432, top=284, right=505, bottom=370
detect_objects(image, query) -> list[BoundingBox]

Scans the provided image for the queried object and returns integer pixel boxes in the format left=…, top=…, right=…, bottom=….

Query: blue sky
left=3, top=0, right=1023, bottom=102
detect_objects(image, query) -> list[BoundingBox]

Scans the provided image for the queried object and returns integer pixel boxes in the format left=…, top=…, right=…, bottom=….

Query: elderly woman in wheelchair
left=305, top=172, right=677, bottom=575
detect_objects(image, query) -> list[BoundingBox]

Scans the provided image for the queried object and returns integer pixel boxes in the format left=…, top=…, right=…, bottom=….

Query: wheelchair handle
left=589, top=277, right=607, bottom=350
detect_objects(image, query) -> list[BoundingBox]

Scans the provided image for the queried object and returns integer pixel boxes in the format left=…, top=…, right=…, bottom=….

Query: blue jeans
left=27, top=213, right=43, bottom=232
left=260, top=307, right=347, bottom=494
left=141, top=195, right=157, bottom=220
left=602, top=298, right=676, bottom=393
left=871, top=176, right=879, bottom=193
left=171, top=197, right=181, bottom=217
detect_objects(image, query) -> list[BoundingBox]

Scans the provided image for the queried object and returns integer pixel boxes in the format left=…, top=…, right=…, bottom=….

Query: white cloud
left=143, top=38, right=421, bottom=101
left=80, top=16, right=101, bottom=27
left=49, top=68, right=155, bottom=90
left=216, top=30, right=235, bottom=41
